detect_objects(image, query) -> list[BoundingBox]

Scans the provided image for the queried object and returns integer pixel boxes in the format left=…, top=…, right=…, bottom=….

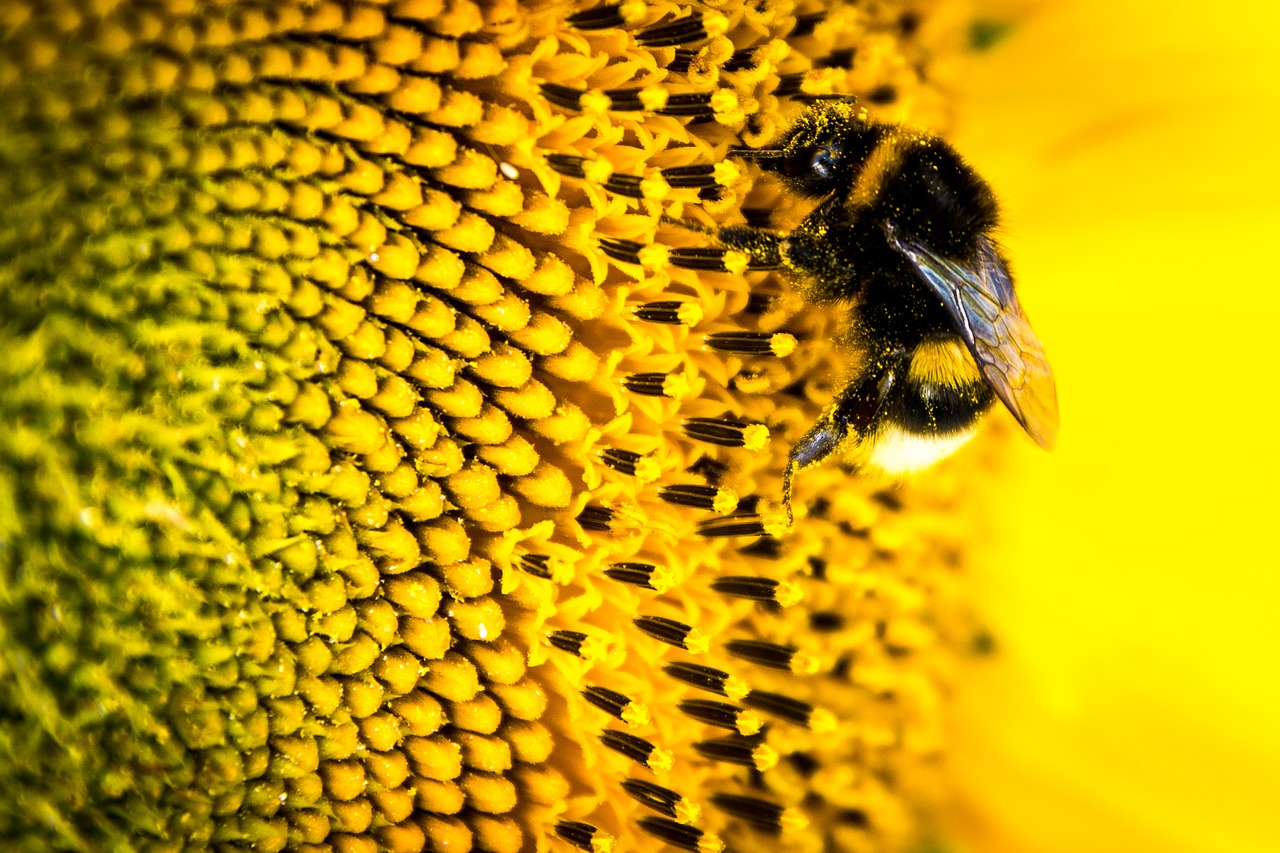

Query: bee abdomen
left=893, top=337, right=995, bottom=438
left=892, top=377, right=995, bottom=437
left=857, top=338, right=996, bottom=474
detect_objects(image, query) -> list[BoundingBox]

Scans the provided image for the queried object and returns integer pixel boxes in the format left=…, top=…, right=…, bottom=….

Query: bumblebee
left=715, top=100, right=1058, bottom=514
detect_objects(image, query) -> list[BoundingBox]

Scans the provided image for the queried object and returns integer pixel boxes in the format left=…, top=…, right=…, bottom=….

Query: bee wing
left=888, top=229, right=1060, bottom=449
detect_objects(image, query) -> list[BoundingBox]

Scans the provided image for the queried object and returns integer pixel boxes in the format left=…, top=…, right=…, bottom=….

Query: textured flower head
left=0, top=2, right=1002, bottom=852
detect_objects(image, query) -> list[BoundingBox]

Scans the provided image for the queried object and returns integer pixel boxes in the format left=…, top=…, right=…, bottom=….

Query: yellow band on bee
left=907, top=337, right=983, bottom=387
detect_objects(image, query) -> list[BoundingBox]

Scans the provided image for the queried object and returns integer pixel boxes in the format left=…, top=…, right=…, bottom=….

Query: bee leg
left=782, top=417, right=847, bottom=526
left=783, top=351, right=906, bottom=521
left=718, top=226, right=784, bottom=268
left=782, top=406, right=856, bottom=526
left=778, top=201, right=867, bottom=301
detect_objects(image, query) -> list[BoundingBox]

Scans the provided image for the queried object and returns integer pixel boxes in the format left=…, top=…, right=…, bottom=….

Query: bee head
left=734, top=99, right=882, bottom=198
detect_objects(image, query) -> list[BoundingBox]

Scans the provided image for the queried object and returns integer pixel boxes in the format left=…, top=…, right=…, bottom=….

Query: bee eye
left=809, top=145, right=841, bottom=179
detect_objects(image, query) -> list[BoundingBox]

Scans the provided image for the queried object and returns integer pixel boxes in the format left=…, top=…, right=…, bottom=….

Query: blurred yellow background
left=944, top=0, right=1280, bottom=850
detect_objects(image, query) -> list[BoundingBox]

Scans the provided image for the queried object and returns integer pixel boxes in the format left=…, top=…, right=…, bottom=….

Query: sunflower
left=0, top=2, right=1025, bottom=852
